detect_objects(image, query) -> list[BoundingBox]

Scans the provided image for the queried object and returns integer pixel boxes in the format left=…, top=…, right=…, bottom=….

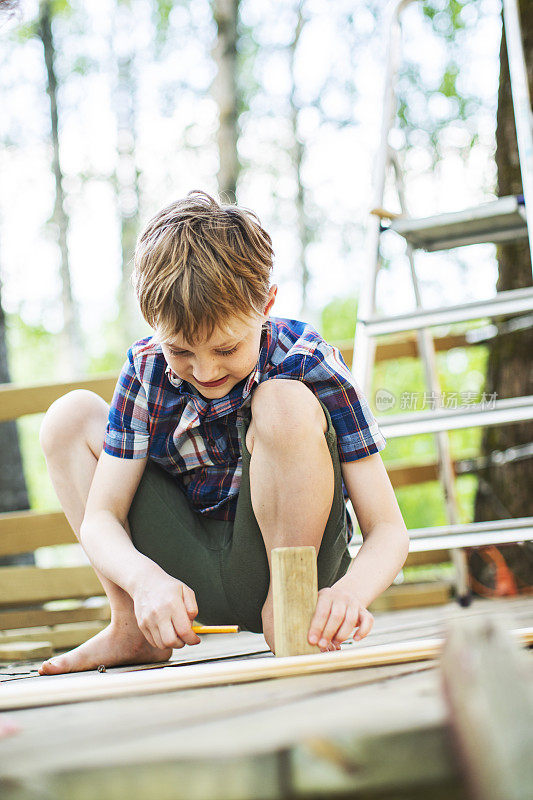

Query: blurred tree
left=37, top=0, right=86, bottom=377
left=471, top=0, right=533, bottom=591
left=212, top=0, right=241, bottom=201
left=238, top=0, right=379, bottom=324
left=288, top=1, right=312, bottom=318
left=111, top=0, right=143, bottom=349
left=0, top=0, right=34, bottom=566
left=0, top=270, right=33, bottom=566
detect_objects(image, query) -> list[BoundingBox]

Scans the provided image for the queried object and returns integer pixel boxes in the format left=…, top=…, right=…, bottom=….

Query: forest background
left=1, top=0, right=531, bottom=574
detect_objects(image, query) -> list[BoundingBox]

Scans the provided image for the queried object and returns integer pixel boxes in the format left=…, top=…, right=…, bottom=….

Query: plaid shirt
left=104, top=316, right=386, bottom=542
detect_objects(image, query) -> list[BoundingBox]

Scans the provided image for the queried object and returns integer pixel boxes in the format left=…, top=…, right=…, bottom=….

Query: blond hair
left=132, top=190, right=274, bottom=345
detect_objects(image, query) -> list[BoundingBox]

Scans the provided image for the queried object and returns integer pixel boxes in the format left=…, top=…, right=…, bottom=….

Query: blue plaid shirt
left=104, top=316, right=386, bottom=541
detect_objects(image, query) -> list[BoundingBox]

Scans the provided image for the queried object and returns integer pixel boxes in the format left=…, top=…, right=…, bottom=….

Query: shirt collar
left=164, top=318, right=278, bottom=405
left=165, top=363, right=184, bottom=390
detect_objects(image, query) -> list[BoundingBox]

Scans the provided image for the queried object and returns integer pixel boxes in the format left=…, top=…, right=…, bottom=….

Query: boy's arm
left=307, top=452, right=409, bottom=650
left=80, top=451, right=201, bottom=649
left=79, top=450, right=157, bottom=594
left=337, top=452, right=409, bottom=606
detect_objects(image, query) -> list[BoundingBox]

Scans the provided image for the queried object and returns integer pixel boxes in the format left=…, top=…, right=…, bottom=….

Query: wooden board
left=2, top=628, right=532, bottom=711
left=442, top=616, right=533, bottom=800
left=0, top=510, right=76, bottom=556
left=0, top=374, right=117, bottom=422
left=272, top=547, right=318, bottom=657
left=369, top=581, right=451, bottom=612
left=0, top=621, right=107, bottom=656
left=0, top=641, right=53, bottom=661
left=0, top=662, right=442, bottom=795
left=0, top=602, right=111, bottom=631
left=0, top=565, right=103, bottom=606
left=1, top=599, right=532, bottom=800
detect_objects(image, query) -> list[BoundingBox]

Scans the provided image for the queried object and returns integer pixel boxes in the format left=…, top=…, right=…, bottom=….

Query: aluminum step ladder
left=350, top=0, right=533, bottom=603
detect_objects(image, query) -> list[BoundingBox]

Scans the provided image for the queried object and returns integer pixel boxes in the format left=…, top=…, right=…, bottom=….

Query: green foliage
left=17, top=416, right=59, bottom=512
left=6, top=312, right=58, bottom=384
left=5, top=311, right=130, bottom=512
left=151, top=0, right=175, bottom=48
left=320, top=294, right=358, bottom=341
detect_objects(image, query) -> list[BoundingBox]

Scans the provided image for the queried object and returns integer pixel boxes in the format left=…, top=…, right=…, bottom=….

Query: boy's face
left=158, top=285, right=277, bottom=399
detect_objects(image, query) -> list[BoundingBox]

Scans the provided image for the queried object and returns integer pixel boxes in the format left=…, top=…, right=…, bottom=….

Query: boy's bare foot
left=38, top=620, right=173, bottom=675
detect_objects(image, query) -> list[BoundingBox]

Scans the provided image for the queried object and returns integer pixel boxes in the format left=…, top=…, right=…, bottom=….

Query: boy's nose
left=193, top=364, right=223, bottom=383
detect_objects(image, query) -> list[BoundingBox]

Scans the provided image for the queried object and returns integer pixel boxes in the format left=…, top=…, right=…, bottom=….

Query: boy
left=38, top=190, right=409, bottom=675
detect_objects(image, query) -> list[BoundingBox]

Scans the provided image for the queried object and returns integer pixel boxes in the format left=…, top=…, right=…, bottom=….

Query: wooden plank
left=291, top=725, right=461, bottom=798
left=405, top=550, right=451, bottom=567
left=0, top=566, right=103, bottom=607
left=0, top=663, right=438, bottom=798
left=388, top=461, right=442, bottom=488
left=0, top=374, right=117, bottom=422
left=337, top=331, right=470, bottom=366
left=369, top=581, right=451, bottom=612
left=0, top=641, right=53, bottom=661
left=0, top=621, right=107, bottom=653
left=1, top=755, right=284, bottom=800
left=0, top=602, right=111, bottom=631
left=2, top=628, right=531, bottom=711
left=442, top=616, right=533, bottom=800
left=0, top=510, right=76, bottom=556
left=272, top=547, right=318, bottom=657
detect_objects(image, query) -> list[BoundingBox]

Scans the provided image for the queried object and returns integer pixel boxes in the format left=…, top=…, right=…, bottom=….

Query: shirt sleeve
left=303, top=343, right=386, bottom=461
left=103, top=348, right=151, bottom=459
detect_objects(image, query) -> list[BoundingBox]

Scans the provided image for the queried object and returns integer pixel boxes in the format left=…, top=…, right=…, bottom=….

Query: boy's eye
left=169, top=346, right=238, bottom=357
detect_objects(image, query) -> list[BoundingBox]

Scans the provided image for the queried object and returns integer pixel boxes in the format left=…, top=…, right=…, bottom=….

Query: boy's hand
left=307, top=577, right=374, bottom=651
left=130, top=564, right=201, bottom=650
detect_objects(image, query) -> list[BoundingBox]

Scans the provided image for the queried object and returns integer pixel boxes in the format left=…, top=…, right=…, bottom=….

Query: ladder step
left=360, top=286, right=533, bottom=336
left=349, top=517, right=533, bottom=555
left=388, top=195, right=528, bottom=251
left=378, top=396, right=533, bottom=438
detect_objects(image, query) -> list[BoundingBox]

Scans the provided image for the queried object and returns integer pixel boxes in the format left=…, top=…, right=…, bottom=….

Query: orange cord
left=468, top=545, right=519, bottom=597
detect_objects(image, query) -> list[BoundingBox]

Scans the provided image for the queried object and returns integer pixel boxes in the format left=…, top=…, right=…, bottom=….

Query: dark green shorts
left=127, top=399, right=352, bottom=633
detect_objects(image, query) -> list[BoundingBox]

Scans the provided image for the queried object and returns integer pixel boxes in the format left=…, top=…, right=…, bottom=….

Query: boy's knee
left=249, top=379, right=327, bottom=444
left=39, top=389, right=108, bottom=455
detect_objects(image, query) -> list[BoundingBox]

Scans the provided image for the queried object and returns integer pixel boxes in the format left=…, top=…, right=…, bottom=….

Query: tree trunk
left=0, top=272, right=33, bottom=566
left=471, top=0, right=533, bottom=592
left=211, top=0, right=240, bottom=202
left=38, top=0, right=85, bottom=378
left=112, top=7, right=142, bottom=349
left=288, top=2, right=314, bottom=322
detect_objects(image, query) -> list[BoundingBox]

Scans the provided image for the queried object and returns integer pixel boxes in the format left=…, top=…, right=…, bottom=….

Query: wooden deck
left=1, top=596, right=532, bottom=800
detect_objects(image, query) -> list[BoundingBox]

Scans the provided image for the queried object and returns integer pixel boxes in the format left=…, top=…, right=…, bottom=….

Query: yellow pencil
left=191, top=625, right=240, bottom=634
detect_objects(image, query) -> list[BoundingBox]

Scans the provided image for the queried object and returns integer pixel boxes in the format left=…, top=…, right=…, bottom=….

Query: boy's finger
left=353, top=609, right=374, bottom=641
left=332, top=607, right=360, bottom=644
left=317, top=602, right=347, bottom=646
left=308, top=592, right=333, bottom=644
left=172, top=609, right=201, bottom=646
left=159, top=620, right=183, bottom=649
left=150, top=625, right=167, bottom=651
left=183, top=589, right=199, bottom=619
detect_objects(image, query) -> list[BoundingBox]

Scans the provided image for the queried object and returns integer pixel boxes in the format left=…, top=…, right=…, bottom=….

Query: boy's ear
left=264, top=284, right=277, bottom=316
